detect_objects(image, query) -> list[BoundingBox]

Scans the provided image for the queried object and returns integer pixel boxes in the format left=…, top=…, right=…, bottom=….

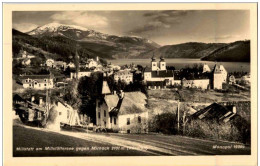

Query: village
left=12, top=49, right=251, bottom=155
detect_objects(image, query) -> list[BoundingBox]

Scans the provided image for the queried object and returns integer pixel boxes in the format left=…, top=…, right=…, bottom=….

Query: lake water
left=108, top=58, right=250, bottom=73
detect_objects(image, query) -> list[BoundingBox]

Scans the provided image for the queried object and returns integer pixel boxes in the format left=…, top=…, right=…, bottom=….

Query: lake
left=108, top=58, right=250, bottom=73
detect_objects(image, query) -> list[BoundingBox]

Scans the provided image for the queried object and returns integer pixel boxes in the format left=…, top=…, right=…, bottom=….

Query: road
left=13, top=119, right=250, bottom=156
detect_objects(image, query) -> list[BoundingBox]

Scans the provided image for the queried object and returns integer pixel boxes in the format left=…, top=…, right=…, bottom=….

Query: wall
left=118, top=112, right=148, bottom=134
left=182, top=79, right=210, bottom=89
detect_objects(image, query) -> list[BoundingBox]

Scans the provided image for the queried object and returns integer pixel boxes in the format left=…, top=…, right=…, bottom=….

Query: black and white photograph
left=4, top=3, right=257, bottom=163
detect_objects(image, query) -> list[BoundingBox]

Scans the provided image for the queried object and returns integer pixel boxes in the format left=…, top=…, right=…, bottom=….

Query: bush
left=149, top=112, right=177, bottom=134
left=185, top=119, right=249, bottom=144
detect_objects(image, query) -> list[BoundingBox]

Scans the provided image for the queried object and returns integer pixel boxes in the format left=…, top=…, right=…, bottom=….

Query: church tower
left=151, top=54, right=158, bottom=71
left=159, top=57, right=166, bottom=70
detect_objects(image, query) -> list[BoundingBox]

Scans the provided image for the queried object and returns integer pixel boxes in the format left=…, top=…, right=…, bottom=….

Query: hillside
left=138, top=42, right=226, bottom=59
left=24, top=23, right=160, bottom=59
left=201, top=40, right=250, bottom=62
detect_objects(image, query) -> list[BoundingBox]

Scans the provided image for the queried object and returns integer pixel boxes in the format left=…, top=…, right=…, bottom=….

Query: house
left=67, top=62, right=75, bottom=68
left=114, top=70, right=133, bottom=84
left=50, top=101, right=81, bottom=128
left=54, top=61, right=67, bottom=69
left=13, top=94, right=48, bottom=123
left=182, top=78, right=210, bottom=90
left=228, top=75, right=236, bottom=84
left=202, top=64, right=211, bottom=73
left=147, top=81, right=166, bottom=90
left=96, top=81, right=148, bottom=133
left=70, top=68, right=92, bottom=79
left=22, top=58, right=31, bottom=66
left=46, top=59, right=55, bottom=67
left=191, top=102, right=237, bottom=123
left=241, top=73, right=250, bottom=84
left=19, top=74, right=54, bottom=89
left=143, top=57, right=174, bottom=87
left=213, top=64, right=228, bottom=89
left=86, top=58, right=98, bottom=68
left=96, top=91, right=148, bottom=133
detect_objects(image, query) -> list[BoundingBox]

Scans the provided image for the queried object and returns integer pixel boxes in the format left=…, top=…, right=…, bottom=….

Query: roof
left=20, top=74, right=52, bottom=80
left=104, top=94, right=119, bottom=109
left=108, top=92, right=148, bottom=116
left=114, top=70, right=133, bottom=76
left=192, top=103, right=236, bottom=122
left=147, top=81, right=166, bottom=86
left=151, top=70, right=174, bottom=78
left=213, top=64, right=226, bottom=74
left=144, top=67, right=152, bottom=72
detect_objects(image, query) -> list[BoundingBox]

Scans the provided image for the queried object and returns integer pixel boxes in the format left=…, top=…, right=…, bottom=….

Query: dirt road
left=13, top=118, right=250, bottom=156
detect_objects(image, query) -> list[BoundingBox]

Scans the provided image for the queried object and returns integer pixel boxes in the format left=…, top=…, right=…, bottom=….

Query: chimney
left=39, top=97, right=43, bottom=105
left=31, top=96, right=35, bottom=102
left=114, top=91, right=117, bottom=95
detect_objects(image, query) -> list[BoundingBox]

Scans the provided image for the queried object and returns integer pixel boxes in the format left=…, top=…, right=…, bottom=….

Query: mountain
left=138, top=42, right=227, bottom=59
left=26, top=23, right=160, bottom=59
left=201, top=40, right=250, bottom=62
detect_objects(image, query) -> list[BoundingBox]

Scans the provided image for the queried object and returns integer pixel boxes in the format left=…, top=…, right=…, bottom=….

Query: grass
left=148, top=88, right=250, bottom=103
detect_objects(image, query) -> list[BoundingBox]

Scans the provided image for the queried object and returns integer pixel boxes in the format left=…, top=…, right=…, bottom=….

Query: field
left=148, top=88, right=250, bottom=103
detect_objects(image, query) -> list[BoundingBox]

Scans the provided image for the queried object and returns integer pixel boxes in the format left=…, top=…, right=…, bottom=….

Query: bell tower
left=159, top=57, right=166, bottom=70
left=151, top=54, right=157, bottom=71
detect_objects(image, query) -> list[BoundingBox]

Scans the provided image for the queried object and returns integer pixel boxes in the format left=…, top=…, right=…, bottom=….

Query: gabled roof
left=192, top=103, right=236, bottom=122
left=109, top=92, right=148, bottom=115
left=104, top=94, right=119, bottom=109
left=20, top=74, right=52, bottom=80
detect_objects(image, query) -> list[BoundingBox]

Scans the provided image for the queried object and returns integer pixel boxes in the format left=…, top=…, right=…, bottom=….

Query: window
left=44, top=84, right=47, bottom=86
left=59, top=112, right=62, bottom=115
left=114, top=118, right=116, bottom=125
left=98, top=112, right=101, bottom=119
left=127, top=129, right=131, bottom=134
left=153, top=64, right=156, bottom=66
left=35, top=82, right=37, bottom=84
left=127, top=118, right=130, bottom=125
left=138, top=116, right=141, bottom=123
left=104, top=110, right=106, bottom=117
left=110, top=117, right=112, bottom=123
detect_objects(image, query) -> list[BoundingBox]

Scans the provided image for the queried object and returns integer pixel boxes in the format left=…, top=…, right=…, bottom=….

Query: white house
left=143, top=57, right=174, bottom=86
left=46, top=59, right=55, bottom=67
left=182, top=78, right=210, bottom=89
left=114, top=70, right=133, bottom=84
left=19, top=74, right=54, bottom=90
left=22, top=58, right=31, bottom=66
left=70, top=68, right=92, bottom=79
left=202, top=64, right=211, bottom=73
left=86, top=58, right=98, bottom=68
left=213, top=64, right=228, bottom=89
left=241, top=73, right=250, bottom=84
left=67, top=62, right=75, bottom=68
left=96, top=91, right=148, bottom=134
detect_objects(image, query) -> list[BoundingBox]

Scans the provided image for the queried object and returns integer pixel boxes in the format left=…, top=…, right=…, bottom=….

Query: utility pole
left=177, top=100, right=180, bottom=133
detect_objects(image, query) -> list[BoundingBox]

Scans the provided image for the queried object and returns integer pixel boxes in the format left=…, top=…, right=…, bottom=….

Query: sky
left=13, top=10, right=250, bottom=46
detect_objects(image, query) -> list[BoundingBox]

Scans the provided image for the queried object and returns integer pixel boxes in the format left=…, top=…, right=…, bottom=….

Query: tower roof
left=159, top=56, right=165, bottom=62
left=101, top=80, right=111, bottom=94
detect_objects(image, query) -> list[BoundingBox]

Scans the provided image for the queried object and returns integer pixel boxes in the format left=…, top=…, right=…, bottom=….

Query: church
left=143, top=57, right=174, bottom=89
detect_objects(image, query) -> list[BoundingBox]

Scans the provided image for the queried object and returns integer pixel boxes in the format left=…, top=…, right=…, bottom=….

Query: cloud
left=130, top=21, right=171, bottom=34
left=50, top=11, right=108, bottom=29
left=128, top=10, right=191, bottom=35
left=13, top=23, right=38, bottom=32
